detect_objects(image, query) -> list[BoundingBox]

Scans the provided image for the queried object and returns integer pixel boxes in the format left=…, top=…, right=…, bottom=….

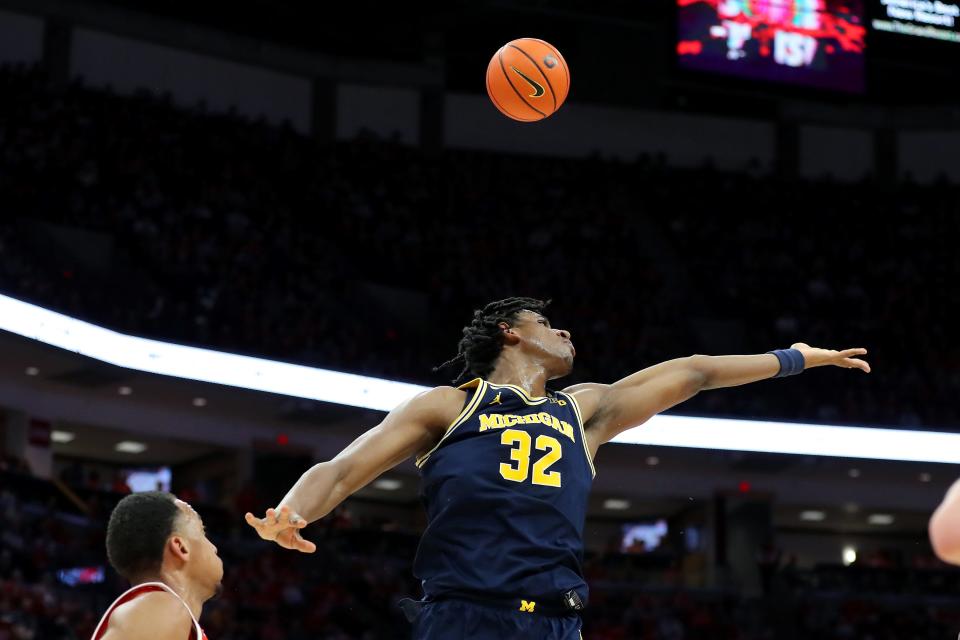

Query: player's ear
left=499, top=321, right=521, bottom=345
left=167, top=535, right=190, bottom=563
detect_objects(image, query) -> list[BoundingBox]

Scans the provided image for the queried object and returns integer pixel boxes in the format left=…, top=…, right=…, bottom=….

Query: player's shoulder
left=561, top=382, right=609, bottom=395
left=561, top=382, right=611, bottom=402
left=393, top=385, right=472, bottom=438
left=103, top=590, right=193, bottom=639
left=561, top=382, right=612, bottom=424
left=412, top=385, right=470, bottom=412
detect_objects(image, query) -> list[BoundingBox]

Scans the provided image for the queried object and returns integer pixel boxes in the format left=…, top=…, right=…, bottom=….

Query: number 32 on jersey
left=499, top=429, right=562, bottom=487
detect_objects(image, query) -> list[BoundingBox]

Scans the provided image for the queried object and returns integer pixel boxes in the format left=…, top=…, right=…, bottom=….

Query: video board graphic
left=872, top=0, right=960, bottom=42
left=678, top=0, right=867, bottom=92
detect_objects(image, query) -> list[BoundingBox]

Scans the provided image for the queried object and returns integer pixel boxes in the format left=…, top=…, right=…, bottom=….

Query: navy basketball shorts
left=411, top=599, right=583, bottom=640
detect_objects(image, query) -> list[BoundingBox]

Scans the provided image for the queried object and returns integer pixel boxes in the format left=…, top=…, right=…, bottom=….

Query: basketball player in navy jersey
left=930, top=478, right=960, bottom=565
left=246, top=297, right=869, bottom=639
left=94, top=492, right=223, bottom=640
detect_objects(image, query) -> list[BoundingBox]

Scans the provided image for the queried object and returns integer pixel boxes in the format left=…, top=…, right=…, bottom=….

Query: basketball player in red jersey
left=930, top=478, right=960, bottom=565
left=93, top=492, right=223, bottom=640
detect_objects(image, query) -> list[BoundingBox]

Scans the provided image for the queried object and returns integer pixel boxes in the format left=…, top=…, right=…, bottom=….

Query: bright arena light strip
left=613, top=415, right=960, bottom=464
left=3, top=292, right=960, bottom=463
left=0, top=293, right=424, bottom=412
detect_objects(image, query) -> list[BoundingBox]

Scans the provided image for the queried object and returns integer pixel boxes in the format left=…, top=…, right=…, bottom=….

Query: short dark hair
left=436, top=297, right=550, bottom=383
left=106, top=491, right=180, bottom=581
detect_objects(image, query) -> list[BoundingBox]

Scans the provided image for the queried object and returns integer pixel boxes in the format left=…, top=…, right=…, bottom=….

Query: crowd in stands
left=2, top=64, right=959, bottom=429
left=0, top=461, right=958, bottom=640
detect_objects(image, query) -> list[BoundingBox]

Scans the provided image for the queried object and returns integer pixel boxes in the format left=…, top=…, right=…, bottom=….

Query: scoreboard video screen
left=872, top=0, right=960, bottom=42
left=677, top=0, right=867, bottom=92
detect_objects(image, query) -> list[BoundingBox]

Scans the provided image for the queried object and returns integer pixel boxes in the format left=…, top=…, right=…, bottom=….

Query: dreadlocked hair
left=434, top=297, right=551, bottom=383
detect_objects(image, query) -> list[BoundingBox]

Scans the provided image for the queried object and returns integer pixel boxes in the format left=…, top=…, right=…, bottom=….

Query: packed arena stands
left=2, top=65, right=958, bottom=431
left=0, top=456, right=960, bottom=640
left=2, top=460, right=959, bottom=640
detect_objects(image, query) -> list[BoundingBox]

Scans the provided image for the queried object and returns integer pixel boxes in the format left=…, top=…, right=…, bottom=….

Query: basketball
left=486, top=38, right=569, bottom=122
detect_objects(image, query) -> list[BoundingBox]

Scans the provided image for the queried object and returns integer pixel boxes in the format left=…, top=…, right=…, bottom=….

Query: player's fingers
left=844, top=358, right=870, bottom=372
left=266, top=508, right=276, bottom=523
left=244, top=513, right=276, bottom=541
left=840, top=347, right=867, bottom=357
left=281, top=505, right=302, bottom=526
left=295, top=534, right=317, bottom=554
left=288, top=512, right=307, bottom=528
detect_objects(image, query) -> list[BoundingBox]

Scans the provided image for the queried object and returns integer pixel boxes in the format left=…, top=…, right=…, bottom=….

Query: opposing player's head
left=106, top=492, right=223, bottom=599
left=438, top=296, right=574, bottom=382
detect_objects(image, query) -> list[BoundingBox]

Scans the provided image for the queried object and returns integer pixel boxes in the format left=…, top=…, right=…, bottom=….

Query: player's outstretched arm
left=244, top=386, right=462, bottom=552
left=565, top=343, right=869, bottom=453
left=930, top=477, right=960, bottom=565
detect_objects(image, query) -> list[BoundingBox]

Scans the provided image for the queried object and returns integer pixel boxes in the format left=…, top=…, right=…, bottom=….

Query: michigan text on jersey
left=478, top=413, right=575, bottom=442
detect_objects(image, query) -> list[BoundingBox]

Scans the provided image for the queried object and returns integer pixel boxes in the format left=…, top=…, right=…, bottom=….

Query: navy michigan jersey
left=413, top=378, right=596, bottom=609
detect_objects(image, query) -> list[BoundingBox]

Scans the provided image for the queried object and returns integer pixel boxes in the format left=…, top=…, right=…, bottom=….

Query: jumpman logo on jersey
left=489, top=392, right=502, bottom=406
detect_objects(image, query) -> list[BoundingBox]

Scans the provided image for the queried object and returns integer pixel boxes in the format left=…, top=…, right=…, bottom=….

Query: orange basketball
left=486, top=38, right=569, bottom=122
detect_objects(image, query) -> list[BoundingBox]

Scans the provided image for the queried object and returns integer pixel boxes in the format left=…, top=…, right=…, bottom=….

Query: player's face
left=512, top=311, right=575, bottom=377
left=174, top=500, right=224, bottom=599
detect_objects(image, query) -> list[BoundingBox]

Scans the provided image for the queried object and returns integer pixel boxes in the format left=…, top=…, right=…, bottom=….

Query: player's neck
left=145, top=570, right=206, bottom=620
left=487, top=356, right=549, bottom=398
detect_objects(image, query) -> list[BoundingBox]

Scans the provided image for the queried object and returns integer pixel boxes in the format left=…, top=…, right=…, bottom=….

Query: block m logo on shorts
left=519, top=600, right=536, bottom=613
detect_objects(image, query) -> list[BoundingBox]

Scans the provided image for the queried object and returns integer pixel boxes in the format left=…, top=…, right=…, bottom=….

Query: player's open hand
left=790, top=343, right=871, bottom=373
left=244, top=505, right=317, bottom=553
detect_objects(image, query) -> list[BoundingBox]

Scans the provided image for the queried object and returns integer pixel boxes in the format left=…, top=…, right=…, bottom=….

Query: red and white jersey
left=91, top=582, right=207, bottom=640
